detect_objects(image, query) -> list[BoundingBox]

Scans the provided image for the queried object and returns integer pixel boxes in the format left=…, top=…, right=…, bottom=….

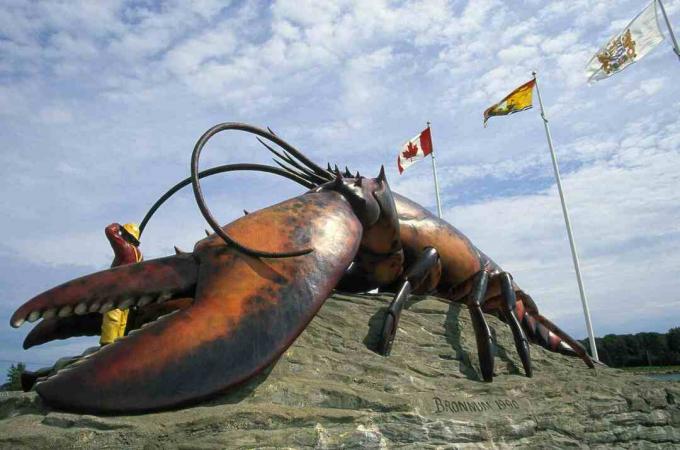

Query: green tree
left=622, top=334, right=643, bottom=366
left=5, top=362, right=26, bottom=391
left=668, top=327, right=680, bottom=352
left=637, top=332, right=669, bottom=365
left=601, top=334, right=627, bottom=367
left=584, top=328, right=680, bottom=367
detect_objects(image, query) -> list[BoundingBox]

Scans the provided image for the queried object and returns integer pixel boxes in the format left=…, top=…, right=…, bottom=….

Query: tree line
left=2, top=362, right=25, bottom=390
left=580, top=327, right=680, bottom=367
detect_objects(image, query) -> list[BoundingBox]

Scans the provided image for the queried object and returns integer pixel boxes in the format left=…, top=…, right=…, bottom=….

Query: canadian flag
left=397, top=127, right=433, bottom=174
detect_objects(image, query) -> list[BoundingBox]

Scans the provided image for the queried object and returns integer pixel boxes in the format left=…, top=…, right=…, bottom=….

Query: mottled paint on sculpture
left=10, top=123, right=594, bottom=413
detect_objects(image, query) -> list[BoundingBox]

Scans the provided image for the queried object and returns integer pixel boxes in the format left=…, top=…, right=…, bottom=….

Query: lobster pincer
left=10, top=123, right=594, bottom=413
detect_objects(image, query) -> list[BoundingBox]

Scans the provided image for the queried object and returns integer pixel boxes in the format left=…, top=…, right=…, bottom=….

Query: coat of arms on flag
left=597, top=29, right=637, bottom=75
left=397, top=127, right=432, bottom=174
left=483, top=79, right=535, bottom=127
left=586, top=1, right=665, bottom=82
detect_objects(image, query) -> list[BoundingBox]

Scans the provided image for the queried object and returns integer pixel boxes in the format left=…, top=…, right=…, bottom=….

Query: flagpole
left=657, top=0, right=680, bottom=60
left=532, top=72, right=599, bottom=361
left=427, top=122, right=443, bottom=218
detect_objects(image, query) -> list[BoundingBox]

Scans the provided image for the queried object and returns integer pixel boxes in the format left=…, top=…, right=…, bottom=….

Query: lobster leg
left=467, top=270, right=494, bottom=381
left=499, top=272, right=532, bottom=377
left=377, top=247, right=440, bottom=356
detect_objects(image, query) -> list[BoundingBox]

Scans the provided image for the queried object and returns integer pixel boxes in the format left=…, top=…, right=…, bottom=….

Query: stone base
left=1, top=293, right=679, bottom=448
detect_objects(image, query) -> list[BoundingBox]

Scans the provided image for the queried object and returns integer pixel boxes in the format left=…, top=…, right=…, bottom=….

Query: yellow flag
left=483, top=79, right=536, bottom=127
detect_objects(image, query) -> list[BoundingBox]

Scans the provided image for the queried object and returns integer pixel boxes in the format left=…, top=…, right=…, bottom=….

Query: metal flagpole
left=531, top=72, right=599, bottom=360
left=427, top=121, right=443, bottom=218
left=657, top=0, right=680, bottom=60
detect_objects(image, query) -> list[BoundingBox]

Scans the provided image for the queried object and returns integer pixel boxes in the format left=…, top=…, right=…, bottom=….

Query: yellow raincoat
left=100, top=246, right=141, bottom=345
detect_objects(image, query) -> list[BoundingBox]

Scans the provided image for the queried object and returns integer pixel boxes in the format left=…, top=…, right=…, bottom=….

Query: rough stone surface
left=1, top=293, right=679, bottom=449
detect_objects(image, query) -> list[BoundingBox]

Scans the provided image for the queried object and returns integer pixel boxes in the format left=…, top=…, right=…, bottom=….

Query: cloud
left=38, top=105, right=74, bottom=124
left=443, top=105, right=680, bottom=335
left=541, top=30, right=581, bottom=54
left=622, top=76, right=667, bottom=101
left=498, top=44, right=539, bottom=63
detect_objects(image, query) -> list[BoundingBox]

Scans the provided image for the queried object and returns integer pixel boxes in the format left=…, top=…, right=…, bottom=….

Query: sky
left=1, top=0, right=679, bottom=375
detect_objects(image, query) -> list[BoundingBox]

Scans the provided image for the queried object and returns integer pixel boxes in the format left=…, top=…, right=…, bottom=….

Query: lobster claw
left=13, top=191, right=361, bottom=413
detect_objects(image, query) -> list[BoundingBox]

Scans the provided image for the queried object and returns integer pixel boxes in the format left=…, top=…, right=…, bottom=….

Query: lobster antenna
left=282, top=149, right=328, bottom=183
left=271, top=159, right=315, bottom=184
left=257, top=138, right=328, bottom=184
left=250, top=124, right=329, bottom=178
left=254, top=131, right=334, bottom=184
left=191, top=123, right=315, bottom=258
left=139, top=163, right=313, bottom=237
left=256, top=137, right=296, bottom=165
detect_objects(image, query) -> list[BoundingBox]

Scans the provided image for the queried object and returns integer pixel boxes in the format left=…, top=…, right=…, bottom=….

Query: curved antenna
left=139, top=163, right=314, bottom=238
left=192, top=123, right=315, bottom=258
left=256, top=138, right=329, bottom=185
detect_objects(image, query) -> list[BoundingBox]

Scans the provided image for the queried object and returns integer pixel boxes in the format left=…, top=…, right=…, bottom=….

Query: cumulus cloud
left=622, top=77, right=667, bottom=101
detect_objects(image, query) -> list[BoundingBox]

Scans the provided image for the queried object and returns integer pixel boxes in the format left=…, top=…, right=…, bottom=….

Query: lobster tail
left=518, top=308, right=576, bottom=356
left=515, top=293, right=594, bottom=368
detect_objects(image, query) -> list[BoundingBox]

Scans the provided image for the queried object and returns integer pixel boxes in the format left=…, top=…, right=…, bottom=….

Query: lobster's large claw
left=13, top=191, right=361, bottom=413
left=11, top=255, right=199, bottom=329
left=23, top=314, right=102, bottom=349
left=22, top=298, right=194, bottom=349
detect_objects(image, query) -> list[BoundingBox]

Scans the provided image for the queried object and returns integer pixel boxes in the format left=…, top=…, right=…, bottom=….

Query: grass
left=619, top=365, right=680, bottom=374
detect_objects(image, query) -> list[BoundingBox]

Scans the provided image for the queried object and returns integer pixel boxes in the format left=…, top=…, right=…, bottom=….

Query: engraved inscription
left=433, top=396, right=521, bottom=414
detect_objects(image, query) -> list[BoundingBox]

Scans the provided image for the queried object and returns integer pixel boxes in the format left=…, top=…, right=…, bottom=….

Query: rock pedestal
left=1, top=293, right=679, bottom=448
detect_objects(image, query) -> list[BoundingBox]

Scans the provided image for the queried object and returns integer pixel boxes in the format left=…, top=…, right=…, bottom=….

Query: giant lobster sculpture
left=10, top=123, right=594, bottom=413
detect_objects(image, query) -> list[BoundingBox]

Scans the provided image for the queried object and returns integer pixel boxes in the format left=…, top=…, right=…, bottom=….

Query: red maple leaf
left=402, top=141, right=419, bottom=159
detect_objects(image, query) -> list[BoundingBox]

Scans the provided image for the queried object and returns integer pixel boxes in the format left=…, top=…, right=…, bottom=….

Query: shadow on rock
left=203, top=363, right=277, bottom=407
left=489, top=323, right=523, bottom=376
left=444, top=303, right=481, bottom=381
left=362, top=295, right=430, bottom=354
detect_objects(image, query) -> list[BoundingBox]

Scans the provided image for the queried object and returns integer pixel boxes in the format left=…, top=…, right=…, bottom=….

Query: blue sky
left=1, top=0, right=679, bottom=374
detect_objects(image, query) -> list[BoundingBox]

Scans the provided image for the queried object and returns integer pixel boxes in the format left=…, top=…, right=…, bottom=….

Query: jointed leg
left=377, top=247, right=440, bottom=356
left=467, top=270, right=494, bottom=381
left=499, top=272, right=532, bottom=377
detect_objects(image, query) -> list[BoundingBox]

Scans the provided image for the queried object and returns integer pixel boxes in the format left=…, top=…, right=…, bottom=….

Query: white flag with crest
left=586, top=0, right=665, bottom=83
